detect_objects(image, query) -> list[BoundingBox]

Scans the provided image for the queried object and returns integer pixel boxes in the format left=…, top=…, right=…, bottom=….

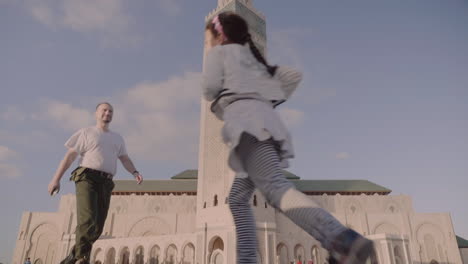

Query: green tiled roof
left=113, top=170, right=390, bottom=195
left=457, top=235, right=468, bottom=248
left=171, top=169, right=300, bottom=180
left=113, top=180, right=197, bottom=193
left=293, top=180, right=390, bottom=194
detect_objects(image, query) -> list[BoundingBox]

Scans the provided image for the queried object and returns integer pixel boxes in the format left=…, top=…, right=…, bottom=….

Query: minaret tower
left=195, top=1, right=269, bottom=264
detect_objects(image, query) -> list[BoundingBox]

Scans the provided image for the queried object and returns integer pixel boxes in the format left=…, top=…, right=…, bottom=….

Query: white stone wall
left=460, top=248, right=468, bottom=264
left=12, top=193, right=465, bottom=264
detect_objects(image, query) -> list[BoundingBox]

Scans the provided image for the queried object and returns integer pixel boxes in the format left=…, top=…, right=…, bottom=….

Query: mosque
left=11, top=1, right=467, bottom=264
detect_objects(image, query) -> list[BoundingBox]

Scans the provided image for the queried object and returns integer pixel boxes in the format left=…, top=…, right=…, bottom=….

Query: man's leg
left=75, top=178, right=100, bottom=261
left=59, top=248, right=76, bottom=264
left=94, top=179, right=114, bottom=240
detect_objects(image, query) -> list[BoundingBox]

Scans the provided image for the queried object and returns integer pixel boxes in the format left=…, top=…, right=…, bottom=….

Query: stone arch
left=118, top=246, right=130, bottom=264
left=294, top=244, right=305, bottom=262
left=394, top=245, right=404, bottom=264
left=311, top=245, right=320, bottom=264
left=181, top=242, right=195, bottom=264
left=437, top=244, right=445, bottom=263
left=416, top=223, right=445, bottom=263
left=165, top=244, right=178, bottom=264
left=133, top=245, right=145, bottom=264
left=127, top=216, right=172, bottom=237
left=209, top=236, right=224, bottom=251
left=424, top=234, right=438, bottom=262
left=25, top=223, right=59, bottom=264
left=208, top=236, right=224, bottom=264
left=276, top=243, right=289, bottom=264
left=92, top=248, right=104, bottom=264
left=415, top=222, right=445, bottom=241
left=105, top=247, right=116, bottom=264
left=210, top=249, right=224, bottom=264
left=149, top=244, right=161, bottom=264
left=373, top=222, right=400, bottom=235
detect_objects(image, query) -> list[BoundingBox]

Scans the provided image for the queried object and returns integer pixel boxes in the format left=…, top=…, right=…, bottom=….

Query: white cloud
left=278, top=107, right=304, bottom=127
left=336, top=152, right=351, bottom=160
left=30, top=3, right=55, bottom=27
left=62, top=0, right=129, bottom=33
left=269, top=28, right=337, bottom=104
left=0, top=146, right=18, bottom=161
left=269, top=29, right=311, bottom=68
left=0, top=164, right=21, bottom=179
left=113, top=72, right=202, bottom=163
left=32, top=100, right=94, bottom=131
left=22, top=0, right=137, bottom=46
left=0, top=71, right=202, bottom=165
left=123, top=72, right=201, bottom=111
left=0, top=146, right=21, bottom=179
left=1, top=106, right=27, bottom=121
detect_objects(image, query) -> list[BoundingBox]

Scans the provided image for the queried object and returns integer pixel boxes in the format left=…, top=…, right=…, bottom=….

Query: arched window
left=276, top=243, right=288, bottom=264
left=105, top=248, right=116, bottom=264
left=165, top=244, right=178, bottom=264
left=92, top=248, right=103, bottom=264
left=214, top=195, right=218, bottom=206
left=209, top=237, right=225, bottom=264
left=182, top=243, right=195, bottom=264
left=311, top=246, right=320, bottom=264
left=211, top=251, right=223, bottom=264
left=212, top=237, right=224, bottom=251
left=253, top=195, right=257, bottom=206
left=120, top=247, right=130, bottom=264
left=149, top=245, right=161, bottom=264
left=394, top=245, right=403, bottom=264
left=294, top=244, right=305, bottom=263
left=135, top=246, right=144, bottom=264
left=424, top=234, right=438, bottom=261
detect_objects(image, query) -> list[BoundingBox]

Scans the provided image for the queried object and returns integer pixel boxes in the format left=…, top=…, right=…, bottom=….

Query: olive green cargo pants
left=60, top=167, right=114, bottom=263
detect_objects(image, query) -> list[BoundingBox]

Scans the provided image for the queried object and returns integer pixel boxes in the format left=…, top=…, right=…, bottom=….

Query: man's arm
left=48, top=148, right=78, bottom=195
left=119, top=154, right=143, bottom=184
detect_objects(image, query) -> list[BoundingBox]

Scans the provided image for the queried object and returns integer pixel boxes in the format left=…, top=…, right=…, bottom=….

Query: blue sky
left=1, top=0, right=467, bottom=262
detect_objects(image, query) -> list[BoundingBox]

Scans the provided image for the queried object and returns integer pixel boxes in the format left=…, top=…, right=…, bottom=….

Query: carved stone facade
left=12, top=190, right=464, bottom=264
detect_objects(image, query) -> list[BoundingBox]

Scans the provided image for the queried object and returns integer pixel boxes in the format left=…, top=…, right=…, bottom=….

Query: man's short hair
left=95, top=102, right=113, bottom=110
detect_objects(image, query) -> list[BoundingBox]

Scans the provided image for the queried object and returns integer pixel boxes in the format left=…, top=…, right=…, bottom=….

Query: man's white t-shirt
left=65, top=126, right=127, bottom=175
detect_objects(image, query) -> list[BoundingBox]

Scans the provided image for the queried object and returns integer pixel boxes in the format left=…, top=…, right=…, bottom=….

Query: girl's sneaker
left=328, top=229, right=378, bottom=264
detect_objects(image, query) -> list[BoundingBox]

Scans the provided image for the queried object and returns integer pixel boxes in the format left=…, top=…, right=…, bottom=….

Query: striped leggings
left=228, top=133, right=347, bottom=264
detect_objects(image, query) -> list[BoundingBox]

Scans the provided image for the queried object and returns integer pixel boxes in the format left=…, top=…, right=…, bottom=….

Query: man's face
left=96, top=103, right=113, bottom=123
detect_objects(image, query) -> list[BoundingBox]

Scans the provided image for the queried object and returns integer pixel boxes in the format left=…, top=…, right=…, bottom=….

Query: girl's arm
left=202, top=47, right=224, bottom=101
left=275, top=66, right=303, bottom=99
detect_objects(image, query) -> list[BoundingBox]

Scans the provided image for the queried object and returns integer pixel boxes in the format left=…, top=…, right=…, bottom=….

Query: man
left=48, top=102, right=143, bottom=264
left=24, top=258, right=31, bottom=264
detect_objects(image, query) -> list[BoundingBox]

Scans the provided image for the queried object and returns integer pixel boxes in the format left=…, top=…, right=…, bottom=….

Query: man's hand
left=134, top=172, right=143, bottom=184
left=48, top=179, right=60, bottom=196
